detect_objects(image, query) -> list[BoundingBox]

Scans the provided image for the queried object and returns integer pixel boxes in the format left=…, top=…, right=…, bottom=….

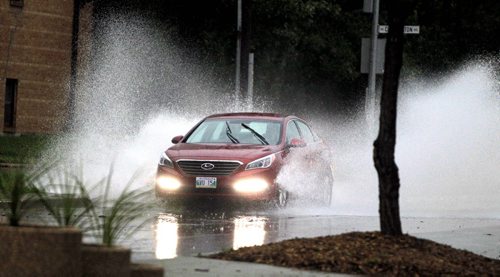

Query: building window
left=10, top=0, right=24, bottom=8
left=4, top=79, right=18, bottom=130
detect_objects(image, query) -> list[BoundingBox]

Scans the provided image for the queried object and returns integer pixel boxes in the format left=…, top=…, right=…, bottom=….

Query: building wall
left=0, top=0, right=75, bottom=133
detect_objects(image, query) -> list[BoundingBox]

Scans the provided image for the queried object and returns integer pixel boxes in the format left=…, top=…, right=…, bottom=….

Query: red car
left=155, top=112, right=332, bottom=207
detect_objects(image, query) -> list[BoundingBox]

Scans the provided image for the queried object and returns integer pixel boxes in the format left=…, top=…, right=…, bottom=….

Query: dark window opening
left=10, top=0, right=24, bottom=8
left=4, top=78, right=18, bottom=130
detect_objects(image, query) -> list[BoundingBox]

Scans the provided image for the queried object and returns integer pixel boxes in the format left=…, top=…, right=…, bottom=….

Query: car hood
left=166, top=143, right=280, bottom=163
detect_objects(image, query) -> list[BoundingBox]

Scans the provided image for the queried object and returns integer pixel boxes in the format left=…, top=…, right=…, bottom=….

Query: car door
left=282, top=119, right=333, bottom=204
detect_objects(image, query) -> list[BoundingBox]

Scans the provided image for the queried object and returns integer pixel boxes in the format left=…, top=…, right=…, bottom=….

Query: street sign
left=404, top=25, right=420, bottom=34
left=378, top=25, right=420, bottom=34
left=363, top=0, right=373, bottom=13
left=378, top=25, right=389, bottom=34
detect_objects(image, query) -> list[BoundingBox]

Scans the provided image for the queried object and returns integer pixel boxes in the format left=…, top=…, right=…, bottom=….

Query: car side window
left=296, top=120, right=315, bottom=144
left=286, top=120, right=301, bottom=144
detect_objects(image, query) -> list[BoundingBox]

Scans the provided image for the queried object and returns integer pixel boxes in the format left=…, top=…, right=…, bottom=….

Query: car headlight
left=159, top=152, right=174, bottom=168
left=157, top=176, right=181, bottom=191
left=245, top=153, right=275, bottom=170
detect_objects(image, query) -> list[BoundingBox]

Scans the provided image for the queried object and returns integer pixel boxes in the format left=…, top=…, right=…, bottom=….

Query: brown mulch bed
left=208, top=231, right=500, bottom=276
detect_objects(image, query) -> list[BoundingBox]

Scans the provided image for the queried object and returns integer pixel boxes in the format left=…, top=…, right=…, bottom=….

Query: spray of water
left=50, top=11, right=271, bottom=195
left=396, top=62, right=500, bottom=218
left=291, top=61, right=500, bottom=218
left=48, top=10, right=499, bottom=218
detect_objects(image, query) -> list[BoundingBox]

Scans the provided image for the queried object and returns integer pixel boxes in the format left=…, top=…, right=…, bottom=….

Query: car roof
left=205, top=112, right=288, bottom=120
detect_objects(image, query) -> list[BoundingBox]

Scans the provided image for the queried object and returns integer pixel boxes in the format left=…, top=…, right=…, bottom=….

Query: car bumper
left=155, top=165, right=278, bottom=201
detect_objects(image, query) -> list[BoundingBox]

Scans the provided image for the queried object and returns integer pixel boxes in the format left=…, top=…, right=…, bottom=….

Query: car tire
left=274, top=187, right=289, bottom=208
left=321, top=166, right=334, bottom=206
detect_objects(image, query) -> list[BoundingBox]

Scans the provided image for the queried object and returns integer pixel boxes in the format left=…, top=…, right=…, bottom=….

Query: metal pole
left=247, top=53, right=254, bottom=109
left=235, top=0, right=242, bottom=103
left=67, top=0, right=82, bottom=131
left=366, top=0, right=380, bottom=129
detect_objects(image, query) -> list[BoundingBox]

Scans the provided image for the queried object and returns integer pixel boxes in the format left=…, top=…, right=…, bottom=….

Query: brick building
left=0, top=0, right=91, bottom=134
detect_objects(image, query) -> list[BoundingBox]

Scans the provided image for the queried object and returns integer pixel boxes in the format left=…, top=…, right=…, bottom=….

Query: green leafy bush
left=84, top=165, right=154, bottom=247
left=0, top=161, right=54, bottom=226
left=0, top=135, right=53, bottom=164
left=33, top=162, right=94, bottom=227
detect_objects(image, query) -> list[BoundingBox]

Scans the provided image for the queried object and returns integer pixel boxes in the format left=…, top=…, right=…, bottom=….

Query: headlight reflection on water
left=155, top=214, right=269, bottom=257
left=155, top=214, right=178, bottom=259
left=233, top=216, right=267, bottom=250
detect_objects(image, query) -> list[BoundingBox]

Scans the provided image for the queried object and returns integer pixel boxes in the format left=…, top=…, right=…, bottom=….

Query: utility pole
left=235, top=0, right=252, bottom=105
left=247, top=52, right=254, bottom=109
left=67, top=0, right=83, bottom=131
left=367, top=0, right=381, bottom=131
left=235, top=0, right=242, bottom=103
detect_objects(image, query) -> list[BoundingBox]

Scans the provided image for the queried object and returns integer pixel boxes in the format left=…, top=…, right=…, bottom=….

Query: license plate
left=195, top=177, right=217, bottom=189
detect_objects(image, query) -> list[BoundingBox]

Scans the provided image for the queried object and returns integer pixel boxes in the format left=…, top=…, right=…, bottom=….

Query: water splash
left=320, top=61, right=500, bottom=218
left=51, top=11, right=271, bottom=194
left=396, top=62, right=500, bottom=218
left=49, top=9, right=499, bottom=219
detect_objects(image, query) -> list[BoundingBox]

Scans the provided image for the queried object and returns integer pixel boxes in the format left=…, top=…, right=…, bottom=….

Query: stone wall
left=0, top=0, right=75, bottom=133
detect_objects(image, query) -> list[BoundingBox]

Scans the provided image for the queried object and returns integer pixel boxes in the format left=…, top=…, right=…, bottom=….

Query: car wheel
left=326, top=165, right=333, bottom=206
left=274, top=187, right=289, bottom=208
left=322, top=166, right=334, bottom=206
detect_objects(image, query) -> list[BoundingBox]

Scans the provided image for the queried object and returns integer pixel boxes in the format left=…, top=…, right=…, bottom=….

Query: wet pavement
left=3, top=199, right=499, bottom=265
left=118, top=200, right=500, bottom=262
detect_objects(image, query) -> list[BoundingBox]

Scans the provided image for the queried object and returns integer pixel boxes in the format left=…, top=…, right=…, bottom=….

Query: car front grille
left=176, top=160, right=242, bottom=176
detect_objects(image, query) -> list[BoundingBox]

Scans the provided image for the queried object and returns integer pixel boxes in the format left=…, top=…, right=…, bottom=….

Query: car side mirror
left=171, top=135, right=183, bottom=144
left=288, top=138, right=306, bottom=148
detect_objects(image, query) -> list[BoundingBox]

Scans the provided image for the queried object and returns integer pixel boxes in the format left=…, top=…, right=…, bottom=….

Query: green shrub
left=0, top=134, right=53, bottom=164
left=84, top=164, right=154, bottom=247
left=0, top=161, right=55, bottom=226
left=34, top=162, right=93, bottom=227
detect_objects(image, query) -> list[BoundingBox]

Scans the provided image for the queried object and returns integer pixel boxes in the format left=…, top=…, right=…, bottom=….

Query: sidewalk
left=149, top=256, right=348, bottom=277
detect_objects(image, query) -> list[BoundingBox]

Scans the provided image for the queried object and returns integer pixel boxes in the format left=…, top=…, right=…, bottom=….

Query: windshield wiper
left=241, top=123, right=269, bottom=145
left=226, top=121, right=239, bottom=144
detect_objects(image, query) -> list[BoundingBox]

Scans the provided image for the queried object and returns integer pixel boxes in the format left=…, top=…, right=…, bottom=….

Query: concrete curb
left=147, top=257, right=350, bottom=277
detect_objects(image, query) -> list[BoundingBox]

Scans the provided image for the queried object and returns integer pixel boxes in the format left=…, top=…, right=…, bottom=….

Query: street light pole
left=367, top=0, right=380, bottom=130
left=247, top=52, right=254, bottom=109
left=235, top=0, right=242, bottom=103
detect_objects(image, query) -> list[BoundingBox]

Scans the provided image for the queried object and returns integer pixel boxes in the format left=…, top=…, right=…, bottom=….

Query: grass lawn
left=0, top=134, right=54, bottom=164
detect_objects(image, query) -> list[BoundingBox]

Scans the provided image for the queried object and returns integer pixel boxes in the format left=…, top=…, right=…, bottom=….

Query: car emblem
left=201, top=163, right=215, bottom=170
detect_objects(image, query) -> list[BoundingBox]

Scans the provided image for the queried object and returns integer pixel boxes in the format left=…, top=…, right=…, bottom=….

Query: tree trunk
left=373, top=0, right=413, bottom=236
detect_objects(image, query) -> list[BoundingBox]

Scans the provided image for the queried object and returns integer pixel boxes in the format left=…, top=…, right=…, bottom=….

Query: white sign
left=379, top=25, right=389, bottom=33
left=378, top=25, right=420, bottom=34
left=363, top=0, right=373, bottom=13
left=404, top=25, right=420, bottom=34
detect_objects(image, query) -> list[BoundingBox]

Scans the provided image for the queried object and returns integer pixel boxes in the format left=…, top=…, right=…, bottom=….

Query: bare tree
left=374, top=0, right=414, bottom=236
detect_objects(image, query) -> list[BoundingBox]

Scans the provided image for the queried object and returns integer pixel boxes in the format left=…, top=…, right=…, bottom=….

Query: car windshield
left=186, top=118, right=282, bottom=145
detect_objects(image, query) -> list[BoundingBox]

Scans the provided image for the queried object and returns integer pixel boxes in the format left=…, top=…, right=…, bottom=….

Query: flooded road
left=122, top=202, right=500, bottom=261
left=3, top=200, right=499, bottom=262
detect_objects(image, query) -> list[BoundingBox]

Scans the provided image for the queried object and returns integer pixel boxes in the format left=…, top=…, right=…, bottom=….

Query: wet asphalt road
left=128, top=201, right=347, bottom=260
left=4, top=199, right=499, bottom=262
left=119, top=200, right=500, bottom=261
